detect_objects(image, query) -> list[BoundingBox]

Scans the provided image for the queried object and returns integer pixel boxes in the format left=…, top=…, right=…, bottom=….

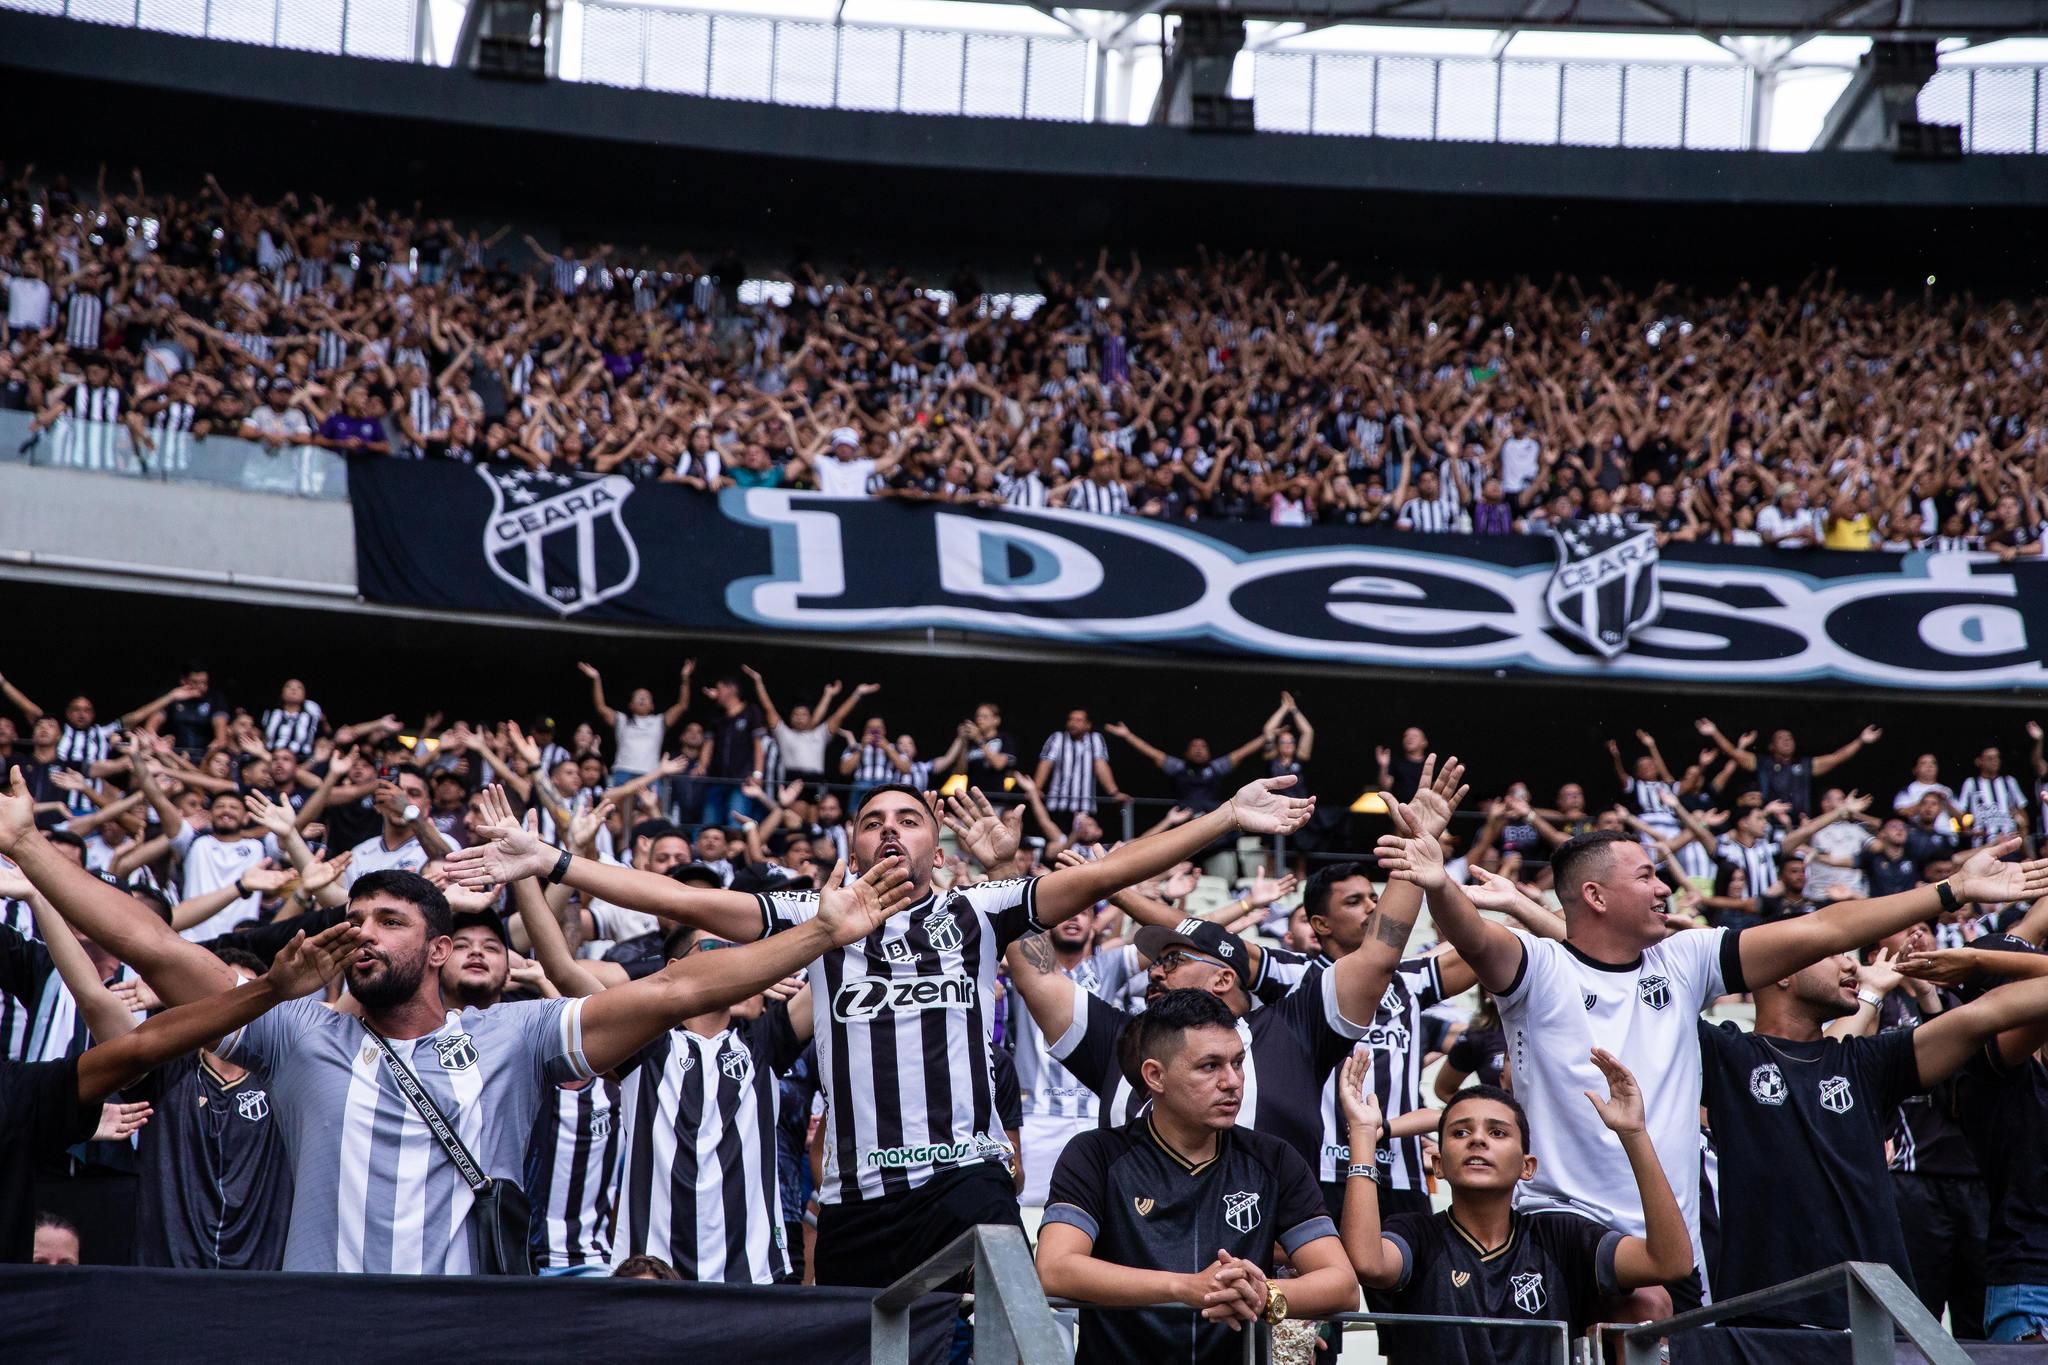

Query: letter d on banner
left=935, top=513, right=1105, bottom=602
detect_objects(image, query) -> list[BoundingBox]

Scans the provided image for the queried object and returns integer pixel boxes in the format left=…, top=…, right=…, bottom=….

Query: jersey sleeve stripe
left=559, top=997, right=595, bottom=1082
left=1279, top=1215, right=1338, bottom=1255
left=1321, top=962, right=1370, bottom=1039
left=1041, top=1202, right=1099, bottom=1241
left=1047, top=980, right=1091, bottom=1060
left=1383, top=1228, right=1415, bottom=1291
left=755, top=892, right=778, bottom=939
left=1594, top=1229, right=1626, bottom=1298
left=1021, top=875, right=1046, bottom=934
left=1717, top=926, right=1747, bottom=997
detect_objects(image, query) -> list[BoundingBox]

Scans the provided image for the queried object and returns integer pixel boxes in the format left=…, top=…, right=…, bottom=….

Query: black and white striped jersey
left=63, top=288, right=105, bottom=350
left=849, top=742, right=896, bottom=787
left=999, top=472, right=1049, bottom=508
left=262, top=702, right=325, bottom=758
left=1957, top=775, right=2027, bottom=843
left=56, top=721, right=121, bottom=816
left=1311, top=953, right=1446, bottom=1189
left=526, top=1076, right=621, bottom=1271
left=1036, top=731, right=1108, bottom=813
left=1398, top=486, right=1461, bottom=533
left=757, top=880, right=1044, bottom=1205
left=1715, top=834, right=1782, bottom=897
left=615, top=1008, right=803, bottom=1281
left=1065, top=480, right=1132, bottom=517
left=69, top=384, right=123, bottom=423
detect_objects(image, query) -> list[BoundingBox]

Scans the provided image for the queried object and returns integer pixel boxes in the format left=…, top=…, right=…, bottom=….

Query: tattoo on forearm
left=1018, top=933, right=1057, bottom=976
left=1369, top=911, right=1416, bottom=950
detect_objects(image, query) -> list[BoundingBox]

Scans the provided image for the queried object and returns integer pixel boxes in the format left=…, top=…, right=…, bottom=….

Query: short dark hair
left=853, top=783, right=932, bottom=820
left=1302, top=861, right=1371, bottom=925
left=349, top=869, right=451, bottom=939
left=1551, top=830, right=1635, bottom=906
left=44, top=829, right=87, bottom=857
left=210, top=945, right=270, bottom=977
left=1121, top=988, right=1239, bottom=1087
left=128, top=884, right=174, bottom=925
left=1441, top=1084, right=1532, bottom=1153
left=613, top=1254, right=682, bottom=1281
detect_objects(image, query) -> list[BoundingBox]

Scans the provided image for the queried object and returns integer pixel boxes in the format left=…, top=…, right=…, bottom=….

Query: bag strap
left=364, top=1026, right=492, bottom=1194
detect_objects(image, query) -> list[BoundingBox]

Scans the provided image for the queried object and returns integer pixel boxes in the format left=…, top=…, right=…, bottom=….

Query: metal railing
left=0, top=412, right=350, bottom=500
left=568, top=4, right=1092, bottom=121
left=1595, top=1261, right=1971, bottom=1365
left=5, top=0, right=424, bottom=60
left=1919, top=65, right=2048, bottom=154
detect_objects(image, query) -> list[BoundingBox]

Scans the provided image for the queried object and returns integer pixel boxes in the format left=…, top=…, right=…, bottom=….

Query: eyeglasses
left=1155, top=948, right=1225, bottom=974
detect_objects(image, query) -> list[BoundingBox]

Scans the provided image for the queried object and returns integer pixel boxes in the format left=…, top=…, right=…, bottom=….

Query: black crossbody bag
left=365, top=1027, right=535, bottom=1275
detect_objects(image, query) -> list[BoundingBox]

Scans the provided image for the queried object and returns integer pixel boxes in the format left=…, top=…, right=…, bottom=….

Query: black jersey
left=129, top=1053, right=293, bottom=1270
left=1044, top=1118, right=1334, bottom=1365
left=1375, top=1208, right=1620, bottom=1365
left=1954, top=1044, right=2048, bottom=1288
left=1696, top=1020, right=1922, bottom=1324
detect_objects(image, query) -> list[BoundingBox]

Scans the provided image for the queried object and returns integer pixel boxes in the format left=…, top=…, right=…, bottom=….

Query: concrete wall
left=0, top=462, right=356, bottom=592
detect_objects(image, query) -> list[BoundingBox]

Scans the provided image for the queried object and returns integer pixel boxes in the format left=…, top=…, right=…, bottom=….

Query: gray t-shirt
left=219, top=996, right=591, bottom=1273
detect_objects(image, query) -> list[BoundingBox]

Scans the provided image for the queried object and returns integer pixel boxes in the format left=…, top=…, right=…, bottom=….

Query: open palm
left=1228, top=775, right=1315, bottom=835
left=1954, top=841, right=2048, bottom=906
left=813, top=857, right=918, bottom=946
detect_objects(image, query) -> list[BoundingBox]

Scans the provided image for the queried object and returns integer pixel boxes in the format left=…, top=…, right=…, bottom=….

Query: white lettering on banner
left=478, top=469, right=640, bottom=616
left=723, top=491, right=2048, bottom=690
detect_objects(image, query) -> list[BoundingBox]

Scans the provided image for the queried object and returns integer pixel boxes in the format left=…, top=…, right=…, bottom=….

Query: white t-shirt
left=172, top=825, right=280, bottom=940
left=1803, top=822, right=1871, bottom=899
left=1500, top=436, right=1542, bottom=493
left=344, top=833, right=430, bottom=888
left=813, top=455, right=876, bottom=498
left=6, top=276, right=52, bottom=331
left=1495, top=926, right=1736, bottom=1274
left=612, top=713, right=664, bottom=774
left=773, top=721, right=831, bottom=775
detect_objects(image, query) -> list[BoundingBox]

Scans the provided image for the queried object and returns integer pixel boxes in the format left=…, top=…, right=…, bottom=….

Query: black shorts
left=812, top=1161, right=1024, bottom=1291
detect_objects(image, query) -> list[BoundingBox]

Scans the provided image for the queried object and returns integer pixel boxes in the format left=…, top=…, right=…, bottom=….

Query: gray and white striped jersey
left=1011, top=946, right=1135, bottom=1121
left=217, top=997, right=592, bottom=1273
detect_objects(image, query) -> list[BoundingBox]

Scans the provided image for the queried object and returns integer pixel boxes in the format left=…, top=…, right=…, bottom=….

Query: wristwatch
left=1857, top=988, right=1885, bottom=1009
left=1264, top=1283, right=1288, bottom=1325
left=1345, top=1162, right=1381, bottom=1183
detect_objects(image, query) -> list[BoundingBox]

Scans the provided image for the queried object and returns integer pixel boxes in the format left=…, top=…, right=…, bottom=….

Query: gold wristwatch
left=1264, top=1283, right=1288, bottom=1325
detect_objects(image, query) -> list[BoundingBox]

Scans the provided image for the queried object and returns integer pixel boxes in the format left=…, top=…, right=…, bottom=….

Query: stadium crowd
left=4, top=168, right=2048, bottom=554
left=3, top=651, right=2048, bottom=1359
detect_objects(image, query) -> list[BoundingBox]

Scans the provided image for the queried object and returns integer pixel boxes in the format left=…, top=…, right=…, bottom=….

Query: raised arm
left=509, top=866, right=612, bottom=999
left=26, top=889, right=138, bottom=1044
left=443, top=785, right=769, bottom=941
left=739, top=663, right=780, bottom=732
left=1899, top=948, right=2048, bottom=1076
left=664, top=660, right=696, bottom=727
left=77, top=923, right=361, bottom=1102
left=0, top=670, right=43, bottom=723
left=1588, top=1049, right=1697, bottom=1287
left=1695, top=718, right=1757, bottom=772
left=576, top=662, right=617, bottom=728
left=2, top=773, right=236, bottom=1005
left=1033, top=775, right=1313, bottom=926
left=1101, top=721, right=1168, bottom=770
left=1377, top=800, right=1525, bottom=993
left=1811, top=725, right=1881, bottom=778
left=1739, top=841, right=2048, bottom=990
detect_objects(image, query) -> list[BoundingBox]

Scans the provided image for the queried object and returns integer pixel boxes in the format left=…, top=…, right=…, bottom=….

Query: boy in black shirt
left=1338, top=1049, right=1692, bottom=1365
left=1038, top=990, right=1357, bottom=1365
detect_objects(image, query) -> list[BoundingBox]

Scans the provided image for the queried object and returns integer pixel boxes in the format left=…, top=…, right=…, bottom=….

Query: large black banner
left=350, top=460, right=2048, bottom=691
left=0, top=1264, right=956, bottom=1364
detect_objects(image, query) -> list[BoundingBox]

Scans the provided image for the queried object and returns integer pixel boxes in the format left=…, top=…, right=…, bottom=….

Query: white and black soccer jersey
left=1037, top=731, right=1108, bottom=813
left=526, top=1077, right=622, bottom=1272
left=261, top=702, right=325, bottom=758
left=1012, top=948, right=1136, bottom=1122
left=614, top=1006, right=805, bottom=1281
left=1315, top=954, right=1447, bottom=1189
left=757, top=879, right=1045, bottom=1205
left=216, top=997, right=593, bottom=1273
left=1957, top=774, right=2027, bottom=844
left=55, top=721, right=121, bottom=815
left=1051, top=965, right=1368, bottom=1171
left=1495, top=926, right=1745, bottom=1276
left=1625, top=778, right=1679, bottom=826
left=1714, top=834, right=1781, bottom=896
left=848, top=742, right=896, bottom=788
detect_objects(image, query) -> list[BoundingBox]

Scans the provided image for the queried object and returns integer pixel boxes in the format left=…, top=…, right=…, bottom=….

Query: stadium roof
left=995, top=1, right=2048, bottom=39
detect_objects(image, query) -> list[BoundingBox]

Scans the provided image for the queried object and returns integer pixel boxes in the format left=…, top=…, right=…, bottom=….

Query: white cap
left=830, top=426, right=860, bottom=448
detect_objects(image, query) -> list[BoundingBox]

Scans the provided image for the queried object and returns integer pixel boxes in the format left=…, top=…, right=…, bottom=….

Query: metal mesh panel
left=578, top=4, right=646, bottom=87
left=1435, top=57, right=1497, bottom=141
left=1683, top=63, right=1747, bottom=149
left=900, top=28, right=966, bottom=114
left=1023, top=36, right=1087, bottom=121
left=274, top=0, right=341, bottom=50
left=706, top=14, right=772, bottom=101
left=644, top=9, right=710, bottom=94
left=344, top=0, right=411, bottom=59
left=1560, top=61, right=1623, bottom=146
left=1916, top=66, right=1970, bottom=140
left=136, top=0, right=205, bottom=35
left=1251, top=51, right=1312, bottom=133
left=1312, top=52, right=1374, bottom=135
left=772, top=20, right=835, bottom=108
left=1375, top=56, right=1435, bottom=140
left=1968, top=67, right=2037, bottom=153
left=66, top=0, right=135, bottom=27
left=835, top=24, right=903, bottom=111
left=961, top=33, right=1026, bottom=117
left=1496, top=60, right=1558, bottom=143
left=207, top=0, right=276, bottom=45
left=0, top=0, right=68, bottom=16
left=1620, top=64, right=1683, bottom=147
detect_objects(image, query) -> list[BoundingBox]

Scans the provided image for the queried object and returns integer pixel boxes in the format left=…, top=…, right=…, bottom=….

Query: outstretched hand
left=937, top=786, right=1022, bottom=871
left=1375, top=801, right=1447, bottom=891
left=1583, top=1047, right=1645, bottom=1137
left=1404, top=753, right=1469, bottom=840
left=265, top=920, right=366, bottom=999
left=813, top=857, right=918, bottom=947
left=1226, top=775, right=1315, bottom=836
left=1952, top=841, right=2048, bottom=908
left=443, top=785, right=552, bottom=889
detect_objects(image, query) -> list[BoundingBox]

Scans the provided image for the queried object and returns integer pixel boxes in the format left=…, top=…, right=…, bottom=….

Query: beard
left=441, top=967, right=506, bottom=1010
left=348, top=946, right=430, bottom=1012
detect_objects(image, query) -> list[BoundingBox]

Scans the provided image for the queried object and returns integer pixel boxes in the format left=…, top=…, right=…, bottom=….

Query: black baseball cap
left=729, top=862, right=814, bottom=895
left=668, top=863, right=726, bottom=889
left=1133, top=920, right=1254, bottom=990
left=449, top=909, right=508, bottom=945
